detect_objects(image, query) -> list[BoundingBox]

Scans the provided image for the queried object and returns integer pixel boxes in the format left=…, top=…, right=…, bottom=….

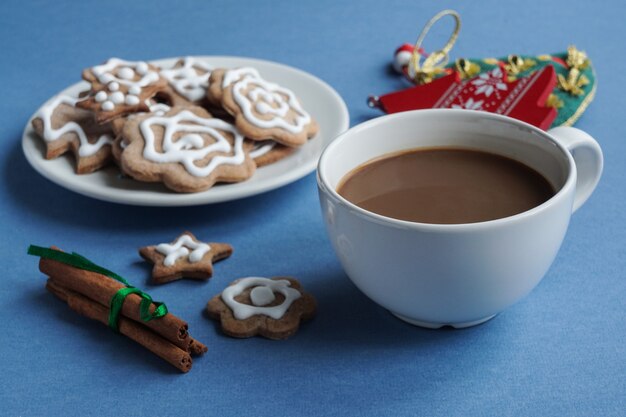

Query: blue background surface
left=1, top=1, right=624, bottom=416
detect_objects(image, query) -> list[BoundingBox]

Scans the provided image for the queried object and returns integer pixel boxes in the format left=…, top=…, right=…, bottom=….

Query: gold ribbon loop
left=409, top=9, right=461, bottom=84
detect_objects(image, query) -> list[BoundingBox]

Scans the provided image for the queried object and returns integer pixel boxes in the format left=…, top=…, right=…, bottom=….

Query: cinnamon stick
left=189, top=338, right=208, bottom=356
left=39, top=256, right=191, bottom=351
left=47, top=279, right=192, bottom=373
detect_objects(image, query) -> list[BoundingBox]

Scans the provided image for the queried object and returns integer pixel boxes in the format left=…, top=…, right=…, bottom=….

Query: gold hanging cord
left=408, top=9, right=461, bottom=84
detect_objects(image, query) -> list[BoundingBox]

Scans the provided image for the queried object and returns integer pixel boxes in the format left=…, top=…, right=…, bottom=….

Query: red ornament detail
left=395, top=43, right=418, bottom=56
left=373, top=65, right=557, bottom=130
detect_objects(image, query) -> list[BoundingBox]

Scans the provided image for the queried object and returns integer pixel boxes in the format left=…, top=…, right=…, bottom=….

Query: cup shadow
left=293, top=271, right=490, bottom=351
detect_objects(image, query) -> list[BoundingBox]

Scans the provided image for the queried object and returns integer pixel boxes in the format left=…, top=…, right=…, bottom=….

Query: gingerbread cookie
left=206, top=277, right=316, bottom=340
left=111, top=135, right=124, bottom=165
left=78, top=58, right=168, bottom=123
left=248, top=140, right=296, bottom=167
left=110, top=98, right=173, bottom=137
left=139, top=231, right=233, bottom=284
left=208, top=67, right=318, bottom=147
left=160, top=57, right=213, bottom=106
left=119, top=106, right=256, bottom=192
left=31, top=92, right=114, bottom=174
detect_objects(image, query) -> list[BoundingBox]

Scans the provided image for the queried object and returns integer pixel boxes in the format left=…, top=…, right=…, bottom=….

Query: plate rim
left=22, top=55, right=350, bottom=206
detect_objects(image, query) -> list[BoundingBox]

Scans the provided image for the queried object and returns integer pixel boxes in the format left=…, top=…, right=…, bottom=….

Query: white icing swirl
left=221, top=277, right=302, bottom=320
left=138, top=110, right=247, bottom=177
left=222, top=67, right=311, bottom=134
left=146, top=101, right=171, bottom=116
left=35, top=94, right=113, bottom=157
left=161, top=57, right=213, bottom=102
left=248, top=141, right=276, bottom=159
left=156, top=234, right=211, bottom=267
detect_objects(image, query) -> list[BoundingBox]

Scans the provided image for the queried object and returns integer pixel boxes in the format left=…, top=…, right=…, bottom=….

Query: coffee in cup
left=337, top=147, right=555, bottom=224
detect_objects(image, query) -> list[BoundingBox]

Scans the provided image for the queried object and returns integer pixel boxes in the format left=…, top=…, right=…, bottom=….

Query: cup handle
left=548, top=126, right=603, bottom=213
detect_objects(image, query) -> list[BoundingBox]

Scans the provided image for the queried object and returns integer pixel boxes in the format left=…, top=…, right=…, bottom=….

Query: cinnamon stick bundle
left=39, top=256, right=191, bottom=351
left=46, top=279, right=193, bottom=373
left=31, top=246, right=207, bottom=373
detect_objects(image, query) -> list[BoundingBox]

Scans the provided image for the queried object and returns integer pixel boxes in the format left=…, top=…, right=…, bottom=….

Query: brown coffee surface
left=337, top=148, right=555, bottom=224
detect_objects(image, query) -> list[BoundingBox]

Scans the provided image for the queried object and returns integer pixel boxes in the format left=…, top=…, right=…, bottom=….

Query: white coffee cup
left=317, top=109, right=602, bottom=328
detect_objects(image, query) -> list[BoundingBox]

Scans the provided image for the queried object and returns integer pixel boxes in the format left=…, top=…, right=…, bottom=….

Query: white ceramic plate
left=22, top=56, right=349, bottom=206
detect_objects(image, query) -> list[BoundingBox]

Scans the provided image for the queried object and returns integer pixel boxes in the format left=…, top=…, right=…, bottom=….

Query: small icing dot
left=256, top=102, right=272, bottom=114
left=102, top=101, right=115, bottom=111
left=250, top=286, right=275, bottom=306
left=100, top=73, right=114, bottom=84
left=109, top=91, right=125, bottom=104
left=108, top=82, right=120, bottom=91
left=129, top=85, right=141, bottom=95
left=118, top=67, right=135, bottom=80
left=125, top=95, right=140, bottom=105
left=136, top=62, right=149, bottom=75
left=95, top=91, right=108, bottom=102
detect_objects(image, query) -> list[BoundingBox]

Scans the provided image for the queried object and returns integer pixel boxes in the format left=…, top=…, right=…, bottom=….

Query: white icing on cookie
left=102, top=101, right=115, bottom=111
left=136, top=62, right=149, bottom=75
left=146, top=101, right=171, bottom=116
left=35, top=94, right=113, bottom=157
left=125, top=101, right=171, bottom=123
left=110, top=92, right=124, bottom=104
left=125, top=95, right=140, bottom=105
left=156, top=234, right=211, bottom=267
left=92, top=58, right=159, bottom=88
left=249, top=141, right=276, bottom=159
left=138, top=110, right=247, bottom=177
left=222, top=67, right=311, bottom=134
left=90, top=58, right=160, bottom=111
left=161, top=57, right=213, bottom=102
left=95, top=91, right=107, bottom=102
left=250, top=286, right=275, bottom=306
left=221, top=277, right=301, bottom=320
left=118, top=67, right=135, bottom=80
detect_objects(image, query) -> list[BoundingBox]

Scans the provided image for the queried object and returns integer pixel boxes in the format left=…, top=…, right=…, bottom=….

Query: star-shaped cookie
left=77, top=58, right=168, bottom=123
left=139, top=231, right=233, bottom=284
left=31, top=92, right=114, bottom=174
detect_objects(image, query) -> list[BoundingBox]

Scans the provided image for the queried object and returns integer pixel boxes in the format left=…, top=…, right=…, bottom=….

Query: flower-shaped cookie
left=208, top=67, right=318, bottom=147
left=119, top=106, right=256, bottom=192
left=206, top=276, right=316, bottom=340
left=160, top=57, right=213, bottom=105
left=78, top=58, right=168, bottom=123
left=31, top=92, right=114, bottom=174
left=139, top=231, right=233, bottom=284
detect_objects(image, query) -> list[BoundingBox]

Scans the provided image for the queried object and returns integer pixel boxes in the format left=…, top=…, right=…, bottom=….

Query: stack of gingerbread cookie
left=32, top=57, right=319, bottom=192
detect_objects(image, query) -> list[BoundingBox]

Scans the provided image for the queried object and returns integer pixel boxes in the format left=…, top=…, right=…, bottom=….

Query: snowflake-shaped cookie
left=208, top=67, right=318, bottom=147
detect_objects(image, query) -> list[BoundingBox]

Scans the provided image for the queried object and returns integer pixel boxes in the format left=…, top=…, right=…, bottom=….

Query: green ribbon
left=27, top=245, right=168, bottom=332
